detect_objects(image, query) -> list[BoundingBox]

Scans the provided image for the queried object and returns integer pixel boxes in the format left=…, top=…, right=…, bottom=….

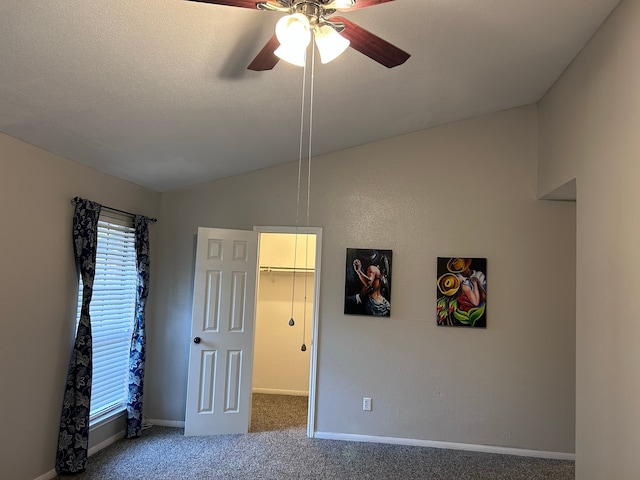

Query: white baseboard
left=34, top=431, right=126, bottom=480
left=313, top=432, right=575, bottom=461
left=34, top=469, right=57, bottom=480
left=252, top=388, right=309, bottom=396
left=146, top=418, right=185, bottom=428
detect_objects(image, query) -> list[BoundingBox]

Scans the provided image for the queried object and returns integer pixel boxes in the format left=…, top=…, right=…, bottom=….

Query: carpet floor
left=54, top=394, right=574, bottom=479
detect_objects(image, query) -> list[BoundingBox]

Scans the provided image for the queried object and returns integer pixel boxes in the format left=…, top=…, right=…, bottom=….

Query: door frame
left=253, top=225, right=322, bottom=438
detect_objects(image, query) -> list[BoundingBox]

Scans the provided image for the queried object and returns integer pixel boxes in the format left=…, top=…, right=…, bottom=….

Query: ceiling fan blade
left=349, top=0, right=395, bottom=10
left=331, top=16, right=410, bottom=68
left=248, top=34, right=281, bottom=71
left=186, top=0, right=261, bottom=9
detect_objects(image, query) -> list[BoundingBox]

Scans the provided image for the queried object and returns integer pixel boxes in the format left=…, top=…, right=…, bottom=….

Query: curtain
left=56, top=197, right=101, bottom=474
left=126, top=215, right=150, bottom=438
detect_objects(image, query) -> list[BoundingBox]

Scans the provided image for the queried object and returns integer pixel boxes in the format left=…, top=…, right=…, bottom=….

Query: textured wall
left=0, top=133, right=160, bottom=480
left=149, top=106, right=576, bottom=454
left=539, top=0, right=640, bottom=477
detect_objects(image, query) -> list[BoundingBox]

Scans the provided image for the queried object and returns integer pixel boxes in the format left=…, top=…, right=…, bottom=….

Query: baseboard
left=252, top=388, right=309, bottom=396
left=313, top=432, right=575, bottom=461
left=34, top=469, right=57, bottom=480
left=146, top=418, right=185, bottom=428
left=34, top=431, right=126, bottom=480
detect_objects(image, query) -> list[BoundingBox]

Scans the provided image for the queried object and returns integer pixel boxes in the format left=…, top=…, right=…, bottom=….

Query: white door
left=184, top=227, right=258, bottom=436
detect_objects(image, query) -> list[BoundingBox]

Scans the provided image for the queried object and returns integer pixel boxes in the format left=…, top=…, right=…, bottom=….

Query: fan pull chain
left=289, top=48, right=308, bottom=329
left=300, top=227, right=310, bottom=352
left=300, top=47, right=315, bottom=353
left=289, top=226, right=299, bottom=327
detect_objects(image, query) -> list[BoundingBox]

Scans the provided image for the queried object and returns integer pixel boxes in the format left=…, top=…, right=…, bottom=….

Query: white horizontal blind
left=77, top=216, right=137, bottom=421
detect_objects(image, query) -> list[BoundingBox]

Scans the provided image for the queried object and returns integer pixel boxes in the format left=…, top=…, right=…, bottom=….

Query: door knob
left=193, top=337, right=201, bottom=344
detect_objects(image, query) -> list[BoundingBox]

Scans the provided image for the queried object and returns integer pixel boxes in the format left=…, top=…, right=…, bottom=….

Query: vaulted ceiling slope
left=0, top=0, right=620, bottom=192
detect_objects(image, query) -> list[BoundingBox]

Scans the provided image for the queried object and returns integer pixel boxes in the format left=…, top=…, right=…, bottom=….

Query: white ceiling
left=0, top=0, right=620, bottom=192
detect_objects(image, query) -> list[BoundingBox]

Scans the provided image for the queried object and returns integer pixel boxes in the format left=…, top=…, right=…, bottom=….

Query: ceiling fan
left=187, top=0, right=410, bottom=70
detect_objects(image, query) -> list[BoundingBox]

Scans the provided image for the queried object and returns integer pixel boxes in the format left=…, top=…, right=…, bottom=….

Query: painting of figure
left=437, top=257, right=487, bottom=327
left=344, top=248, right=392, bottom=317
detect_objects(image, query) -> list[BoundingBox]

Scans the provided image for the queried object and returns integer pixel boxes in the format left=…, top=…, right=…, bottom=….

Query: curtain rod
left=71, top=197, right=157, bottom=223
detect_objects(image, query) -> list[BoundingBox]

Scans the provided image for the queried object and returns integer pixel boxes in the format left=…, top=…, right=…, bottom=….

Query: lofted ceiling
left=0, top=0, right=620, bottom=192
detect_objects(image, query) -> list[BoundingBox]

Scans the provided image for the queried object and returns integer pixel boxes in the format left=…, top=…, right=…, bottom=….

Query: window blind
left=77, top=217, right=137, bottom=421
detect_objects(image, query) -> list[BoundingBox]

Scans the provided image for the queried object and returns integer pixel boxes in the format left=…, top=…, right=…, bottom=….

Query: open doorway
left=251, top=227, right=321, bottom=437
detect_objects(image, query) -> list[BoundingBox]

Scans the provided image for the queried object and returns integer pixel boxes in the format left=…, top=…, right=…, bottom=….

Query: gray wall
left=147, top=106, right=576, bottom=454
left=539, top=0, right=640, bottom=477
left=1, top=103, right=578, bottom=480
left=0, top=133, right=160, bottom=480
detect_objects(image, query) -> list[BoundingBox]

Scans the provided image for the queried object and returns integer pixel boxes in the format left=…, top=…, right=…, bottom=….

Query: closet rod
left=260, top=266, right=314, bottom=273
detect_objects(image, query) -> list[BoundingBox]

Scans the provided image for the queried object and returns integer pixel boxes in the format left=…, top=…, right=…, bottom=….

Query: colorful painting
left=436, top=257, right=487, bottom=328
left=344, top=248, right=392, bottom=317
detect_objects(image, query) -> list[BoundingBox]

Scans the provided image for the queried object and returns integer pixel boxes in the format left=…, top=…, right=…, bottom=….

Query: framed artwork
left=436, top=257, right=487, bottom=328
left=344, top=248, right=392, bottom=316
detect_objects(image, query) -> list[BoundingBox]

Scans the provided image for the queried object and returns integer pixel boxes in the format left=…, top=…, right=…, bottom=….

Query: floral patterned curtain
left=126, top=215, right=150, bottom=438
left=56, top=197, right=101, bottom=474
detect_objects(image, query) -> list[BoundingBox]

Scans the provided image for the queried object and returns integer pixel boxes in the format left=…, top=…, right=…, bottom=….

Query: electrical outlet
left=363, top=397, right=372, bottom=411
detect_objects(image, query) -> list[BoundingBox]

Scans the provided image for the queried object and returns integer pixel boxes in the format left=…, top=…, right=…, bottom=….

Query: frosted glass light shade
left=274, top=44, right=307, bottom=67
left=275, top=13, right=311, bottom=49
left=314, top=25, right=350, bottom=64
left=325, top=0, right=356, bottom=9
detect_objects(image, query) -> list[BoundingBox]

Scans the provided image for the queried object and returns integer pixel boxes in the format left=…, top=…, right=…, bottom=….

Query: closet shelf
left=260, top=266, right=315, bottom=273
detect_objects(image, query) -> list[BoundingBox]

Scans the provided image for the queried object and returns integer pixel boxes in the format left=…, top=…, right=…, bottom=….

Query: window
left=76, top=213, right=137, bottom=422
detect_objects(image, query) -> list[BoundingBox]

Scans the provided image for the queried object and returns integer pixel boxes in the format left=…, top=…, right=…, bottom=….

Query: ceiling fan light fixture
left=324, top=0, right=356, bottom=9
left=313, top=25, right=350, bottom=64
left=275, top=13, right=312, bottom=49
left=274, top=44, right=307, bottom=67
